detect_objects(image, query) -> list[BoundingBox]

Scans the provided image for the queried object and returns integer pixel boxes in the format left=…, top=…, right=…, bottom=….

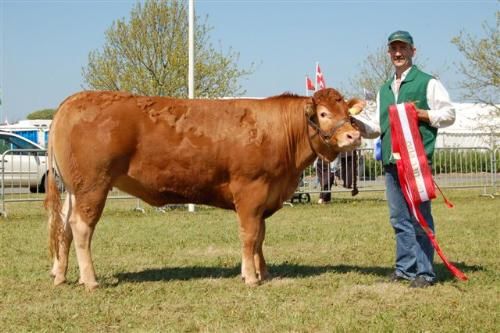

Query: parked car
left=0, top=131, right=48, bottom=193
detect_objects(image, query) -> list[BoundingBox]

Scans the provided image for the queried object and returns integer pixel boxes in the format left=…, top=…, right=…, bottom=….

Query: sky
left=1, top=0, right=497, bottom=122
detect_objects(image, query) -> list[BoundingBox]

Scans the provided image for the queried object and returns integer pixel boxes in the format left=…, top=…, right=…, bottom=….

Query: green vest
left=379, top=65, right=437, bottom=165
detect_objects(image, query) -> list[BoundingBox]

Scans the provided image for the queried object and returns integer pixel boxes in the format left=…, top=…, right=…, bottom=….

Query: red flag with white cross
left=316, top=63, right=326, bottom=89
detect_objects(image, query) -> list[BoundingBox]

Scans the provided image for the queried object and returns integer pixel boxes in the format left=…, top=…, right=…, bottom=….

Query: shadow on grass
left=115, top=266, right=241, bottom=283
left=434, top=262, right=484, bottom=282
left=114, top=261, right=484, bottom=284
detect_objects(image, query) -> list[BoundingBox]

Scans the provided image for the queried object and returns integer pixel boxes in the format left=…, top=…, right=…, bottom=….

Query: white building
left=437, top=103, right=499, bottom=149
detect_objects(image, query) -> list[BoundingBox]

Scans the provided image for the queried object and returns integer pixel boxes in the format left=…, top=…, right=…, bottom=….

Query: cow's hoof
left=258, top=271, right=271, bottom=282
left=79, top=278, right=99, bottom=291
left=84, top=282, right=99, bottom=292
left=53, top=275, right=66, bottom=286
left=244, top=277, right=261, bottom=287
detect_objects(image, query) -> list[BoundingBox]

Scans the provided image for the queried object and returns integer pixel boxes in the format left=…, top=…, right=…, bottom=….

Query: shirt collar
left=393, top=66, right=413, bottom=83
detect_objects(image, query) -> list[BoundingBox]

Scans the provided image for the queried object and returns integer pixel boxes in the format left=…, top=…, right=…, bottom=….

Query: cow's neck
left=292, top=104, right=324, bottom=171
left=273, top=98, right=332, bottom=172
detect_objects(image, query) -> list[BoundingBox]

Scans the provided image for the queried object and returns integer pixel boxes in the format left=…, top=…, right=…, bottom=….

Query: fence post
left=1, top=152, right=5, bottom=217
left=493, top=148, right=498, bottom=196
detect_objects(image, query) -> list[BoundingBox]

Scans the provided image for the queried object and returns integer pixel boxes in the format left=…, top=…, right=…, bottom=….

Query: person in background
left=374, top=30, right=456, bottom=288
left=316, top=157, right=336, bottom=204
left=339, top=150, right=359, bottom=196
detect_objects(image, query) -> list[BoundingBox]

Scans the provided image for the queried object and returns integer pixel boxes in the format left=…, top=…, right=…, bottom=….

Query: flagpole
left=315, top=62, right=318, bottom=91
left=187, top=0, right=195, bottom=213
left=188, top=0, right=194, bottom=100
left=305, top=76, right=308, bottom=97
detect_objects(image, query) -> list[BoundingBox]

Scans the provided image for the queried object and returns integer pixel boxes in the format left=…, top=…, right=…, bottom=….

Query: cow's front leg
left=237, top=213, right=261, bottom=286
left=254, top=220, right=270, bottom=282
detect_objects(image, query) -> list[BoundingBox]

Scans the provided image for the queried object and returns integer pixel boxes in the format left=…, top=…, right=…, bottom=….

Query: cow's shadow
left=114, top=261, right=482, bottom=285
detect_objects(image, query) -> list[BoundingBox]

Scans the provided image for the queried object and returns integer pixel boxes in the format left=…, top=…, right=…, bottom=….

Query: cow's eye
left=320, top=111, right=328, bottom=118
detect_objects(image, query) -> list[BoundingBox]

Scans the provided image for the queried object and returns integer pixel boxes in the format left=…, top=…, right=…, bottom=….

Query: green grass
left=0, top=190, right=498, bottom=332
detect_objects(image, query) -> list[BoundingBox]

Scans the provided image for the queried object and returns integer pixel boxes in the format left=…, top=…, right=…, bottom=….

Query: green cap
left=387, top=30, right=414, bottom=46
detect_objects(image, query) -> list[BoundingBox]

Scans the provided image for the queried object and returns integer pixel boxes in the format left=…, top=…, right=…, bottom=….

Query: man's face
left=388, top=41, right=415, bottom=71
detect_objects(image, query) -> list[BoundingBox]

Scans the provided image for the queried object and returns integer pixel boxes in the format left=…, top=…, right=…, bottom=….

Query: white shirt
left=352, top=67, right=456, bottom=139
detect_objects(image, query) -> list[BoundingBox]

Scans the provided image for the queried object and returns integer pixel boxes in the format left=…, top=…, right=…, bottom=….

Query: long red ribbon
left=389, top=103, right=467, bottom=281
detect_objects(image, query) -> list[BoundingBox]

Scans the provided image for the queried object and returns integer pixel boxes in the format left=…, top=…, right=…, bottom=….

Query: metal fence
left=0, top=147, right=498, bottom=216
left=292, top=147, right=499, bottom=203
left=1, top=149, right=49, bottom=215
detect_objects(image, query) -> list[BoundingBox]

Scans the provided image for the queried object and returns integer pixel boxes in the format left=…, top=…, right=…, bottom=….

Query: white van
left=0, top=131, right=48, bottom=193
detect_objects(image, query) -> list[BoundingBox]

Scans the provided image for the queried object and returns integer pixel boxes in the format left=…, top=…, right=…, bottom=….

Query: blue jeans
left=385, top=165, right=436, bottom=282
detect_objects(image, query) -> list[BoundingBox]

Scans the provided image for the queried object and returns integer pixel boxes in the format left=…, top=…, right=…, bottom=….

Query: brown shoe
left=409, top=276, right=435, bottom=288
left=387, top=272, right=409, bottom=283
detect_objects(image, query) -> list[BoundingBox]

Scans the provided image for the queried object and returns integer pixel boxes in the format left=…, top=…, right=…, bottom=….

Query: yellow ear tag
left=348, top=107, right=362, bottom=115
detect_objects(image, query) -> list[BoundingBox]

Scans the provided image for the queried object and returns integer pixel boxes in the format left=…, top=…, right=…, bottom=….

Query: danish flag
left=305, top=76, right=315, bottom=91
left=316, top=63, right=326, bottom=89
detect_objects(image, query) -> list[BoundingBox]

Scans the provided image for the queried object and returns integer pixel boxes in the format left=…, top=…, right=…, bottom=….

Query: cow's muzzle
left=337, top=129, right=361, bottom=149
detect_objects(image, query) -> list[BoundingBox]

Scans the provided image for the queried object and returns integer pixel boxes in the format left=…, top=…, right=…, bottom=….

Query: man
left=357, top=30, right=456, bottom=288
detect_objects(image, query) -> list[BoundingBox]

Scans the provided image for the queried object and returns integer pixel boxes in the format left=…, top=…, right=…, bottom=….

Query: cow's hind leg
left=71, top=189, right=108, bottom=291
left=51, top=193, right=74, bottom=285
left=254, top=220, right=270, bottom=282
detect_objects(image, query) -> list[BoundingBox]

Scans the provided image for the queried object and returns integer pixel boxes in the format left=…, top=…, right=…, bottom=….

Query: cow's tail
left=43, top=125, right=64, bottom=259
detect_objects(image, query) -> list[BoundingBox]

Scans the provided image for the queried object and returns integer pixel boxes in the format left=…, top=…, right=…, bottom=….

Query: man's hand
left=408, top=101, right=430, bottom=123
left=416, top=108, right=430, bottom=123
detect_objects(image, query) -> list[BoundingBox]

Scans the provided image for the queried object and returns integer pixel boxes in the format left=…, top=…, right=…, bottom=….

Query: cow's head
left=305, top=88, right=362, bottom=161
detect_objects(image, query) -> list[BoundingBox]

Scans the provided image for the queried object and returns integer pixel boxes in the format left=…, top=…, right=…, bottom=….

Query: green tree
left=27, top=108, right=56, bottom=120
left=83, top=0, right=253, bottom=98
left=452, top=12, right=499, bottom=132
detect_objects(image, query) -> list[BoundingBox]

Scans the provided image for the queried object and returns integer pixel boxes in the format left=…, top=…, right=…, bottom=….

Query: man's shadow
left=114, top=261, right=482, bottom=284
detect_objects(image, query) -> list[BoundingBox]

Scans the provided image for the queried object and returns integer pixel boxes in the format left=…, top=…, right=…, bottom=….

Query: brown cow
left=45, top=88, right=362, bottom=290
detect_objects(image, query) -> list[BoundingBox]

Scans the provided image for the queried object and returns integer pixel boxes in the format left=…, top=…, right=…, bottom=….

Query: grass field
left=0, top=190, right=498, bottom=332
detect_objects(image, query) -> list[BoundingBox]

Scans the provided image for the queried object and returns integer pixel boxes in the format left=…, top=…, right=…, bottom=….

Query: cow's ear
left=304, top=102, right=316, bottom=118
left=347, top=98, right=366, bottom=115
